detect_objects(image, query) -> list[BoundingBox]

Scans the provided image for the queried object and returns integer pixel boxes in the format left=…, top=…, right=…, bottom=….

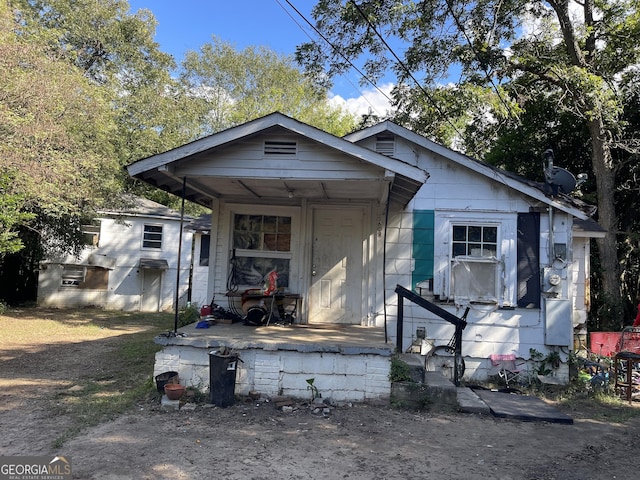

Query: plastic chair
left=490, top=353, right=526, bottom=387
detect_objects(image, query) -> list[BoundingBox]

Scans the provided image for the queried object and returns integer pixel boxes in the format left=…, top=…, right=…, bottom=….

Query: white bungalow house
left=127, top=112, right=604, bottom=402
left=37, top=195, right=193, bottom=312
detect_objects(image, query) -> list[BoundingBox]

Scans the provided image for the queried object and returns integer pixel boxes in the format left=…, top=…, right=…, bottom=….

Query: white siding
left=372, top=136, right=578, bottom=382
left=37, top=215, right=192, bottom=312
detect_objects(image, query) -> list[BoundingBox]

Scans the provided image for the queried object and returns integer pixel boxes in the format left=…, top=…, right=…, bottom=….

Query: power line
left=278, top=0, right=393, bottom=116
left=348, top=0, right=465, bottom=139
left=442, top=0, right=519, bottom=121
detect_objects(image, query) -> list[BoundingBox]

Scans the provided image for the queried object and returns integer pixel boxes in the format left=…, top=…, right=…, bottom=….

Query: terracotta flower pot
left=164, top=383, right=186, bottom=401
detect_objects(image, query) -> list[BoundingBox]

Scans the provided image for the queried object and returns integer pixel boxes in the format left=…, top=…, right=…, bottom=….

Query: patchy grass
left=0, top=307, right=174, bottom=447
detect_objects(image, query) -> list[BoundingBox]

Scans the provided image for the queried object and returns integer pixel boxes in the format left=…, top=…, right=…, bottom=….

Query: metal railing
left=394, top=284, right=468, bottom=386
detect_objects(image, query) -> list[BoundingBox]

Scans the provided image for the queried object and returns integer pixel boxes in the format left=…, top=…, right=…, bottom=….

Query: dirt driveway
left=1, top=309, right=639, bottom=479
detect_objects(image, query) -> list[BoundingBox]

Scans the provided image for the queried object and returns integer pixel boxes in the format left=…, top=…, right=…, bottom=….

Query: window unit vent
left=375, top=135, right=395, bottom=156
left=264, top=140, right=297, bottom=155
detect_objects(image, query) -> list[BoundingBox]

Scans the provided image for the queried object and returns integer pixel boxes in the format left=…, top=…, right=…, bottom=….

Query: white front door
left=141, top=269, right=162, bottom=312
left=308, top=207, right=364, bottom=324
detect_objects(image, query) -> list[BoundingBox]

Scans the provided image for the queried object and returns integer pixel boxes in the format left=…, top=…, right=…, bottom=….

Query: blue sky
left=127, top=0, right=393, bottom=116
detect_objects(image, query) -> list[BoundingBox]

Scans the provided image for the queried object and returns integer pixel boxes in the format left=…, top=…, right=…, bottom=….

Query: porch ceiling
left=136, top=167, right=422, bottom=208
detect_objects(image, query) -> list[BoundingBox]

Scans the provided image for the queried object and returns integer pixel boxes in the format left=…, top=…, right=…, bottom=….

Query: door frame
left=303, top=203, right=373, bottom=325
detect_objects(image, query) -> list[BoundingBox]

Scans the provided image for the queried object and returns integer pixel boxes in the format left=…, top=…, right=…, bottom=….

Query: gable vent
left=375, top=135, right=395, bottom=156
left=264, top=140, right=297, bottom=155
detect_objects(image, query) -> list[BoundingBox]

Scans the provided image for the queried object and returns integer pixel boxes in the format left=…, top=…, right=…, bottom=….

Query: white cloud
left=329, top=82, right=395, bottom=117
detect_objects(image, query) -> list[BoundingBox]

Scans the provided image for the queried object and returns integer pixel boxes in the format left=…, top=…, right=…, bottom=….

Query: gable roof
left=345, top=121, right=596, bottom=221
left=127, top=112, right=429, bottom=208
left=98, top=194, right=193, bottom=222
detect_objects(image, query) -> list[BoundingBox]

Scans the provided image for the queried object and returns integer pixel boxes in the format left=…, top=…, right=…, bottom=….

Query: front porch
left=153, top=322, right=395, bottom=402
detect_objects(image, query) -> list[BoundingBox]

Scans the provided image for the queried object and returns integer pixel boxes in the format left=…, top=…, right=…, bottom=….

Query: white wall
left=154, top=345, right=391, bottom=402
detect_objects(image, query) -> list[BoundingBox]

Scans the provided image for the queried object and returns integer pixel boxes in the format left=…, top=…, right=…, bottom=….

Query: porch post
left=396, top=291, right=403, bottom=353
left=173, top=176, right=186, bottom=334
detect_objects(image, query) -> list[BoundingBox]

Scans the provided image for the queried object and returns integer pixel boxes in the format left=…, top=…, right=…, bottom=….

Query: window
left=450, top=224, right=500, bottom=304
left=199, top=234, right=210, bottom=267
left=231, top=214, right=291, bottom=288
left=61, top=266, right=85, bottom=287
left=60, top=265, right=108, bottom=289
left=452, top=225, right=497, bottom=257
left=82, top=221, right=101, bottom=247
left=143, top=224, right=163, bottom=249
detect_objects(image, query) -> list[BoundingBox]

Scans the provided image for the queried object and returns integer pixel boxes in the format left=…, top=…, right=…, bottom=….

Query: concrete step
left=456, top=387, right=491, bottom=414
left=391, top=357, right=490, bottom=413
left=397, top=353, right=427, bottom=383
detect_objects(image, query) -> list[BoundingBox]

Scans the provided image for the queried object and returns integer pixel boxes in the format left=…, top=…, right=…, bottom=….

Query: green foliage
left=389, top=356, right=413, bottom=383
left=306, top=377, right=321, bottom=400
left=529, top=348, right=561, bottom=376
left=178, top=303, right=200, bottom=327
left=180, top=37, right=357, bottom=136
left=590, top=292, right=627, bottom=332
left=1, top=1, right=121, bottom=257
left=0, top=172, right=35, bottom=256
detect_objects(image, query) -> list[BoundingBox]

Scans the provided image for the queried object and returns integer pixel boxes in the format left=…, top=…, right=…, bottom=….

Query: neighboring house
left=37, top=195, right=194, bottom=312
left=187, top=214, right=213, bottom=308
left=127, top=112, right=604, bottom=384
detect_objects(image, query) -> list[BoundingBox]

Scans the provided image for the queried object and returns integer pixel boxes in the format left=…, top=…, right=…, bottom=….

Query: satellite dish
left=542, top=149, right=577, bottom=195
left=544, top=167, right=577, bottom=194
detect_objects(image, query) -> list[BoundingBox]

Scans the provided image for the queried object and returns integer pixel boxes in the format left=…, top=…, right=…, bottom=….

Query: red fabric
left=633, top=303, right=640, bottom=327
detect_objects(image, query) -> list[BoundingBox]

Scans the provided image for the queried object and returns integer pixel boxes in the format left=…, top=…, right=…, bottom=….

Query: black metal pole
left=454, top=325, right=463, bottom=386
left=396, top=291, right=404, bottom=353
left=173, top=177, right=187, bottom=334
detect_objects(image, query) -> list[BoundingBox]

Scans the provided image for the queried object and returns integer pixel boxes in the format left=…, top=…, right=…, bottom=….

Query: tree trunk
left=588, top=116, right=620, bottom=298
left=550, top=0, right=621, bottom=300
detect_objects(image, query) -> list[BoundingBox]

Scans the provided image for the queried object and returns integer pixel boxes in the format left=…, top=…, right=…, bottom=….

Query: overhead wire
left=278, top=0, right=393, bottom=116
left=441, top=0, right=520, bottom=153
left=281, top=0, right=516, bottom=155
left=348, top=0, right=465, bottom=140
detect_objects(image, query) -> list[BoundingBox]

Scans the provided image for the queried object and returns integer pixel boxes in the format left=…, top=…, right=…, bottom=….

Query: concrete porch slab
left=155, top=322, right=394, bottom=356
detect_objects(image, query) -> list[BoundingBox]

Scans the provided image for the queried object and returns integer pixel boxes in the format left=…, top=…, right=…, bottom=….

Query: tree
left=1, top=0, right=121, bottom=254
left=0, top=172, right=35, bottom=256
left=181, top=37, right=357, bottom=136
left=296, top=0, right=640, bottom=306
left=1, top=0, right=201, bottom=302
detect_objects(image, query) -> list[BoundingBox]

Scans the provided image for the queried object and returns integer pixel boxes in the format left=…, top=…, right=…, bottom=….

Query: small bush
left=389, top=356, right=413, bottom=383
left=178, top=303, right=200, bottom=327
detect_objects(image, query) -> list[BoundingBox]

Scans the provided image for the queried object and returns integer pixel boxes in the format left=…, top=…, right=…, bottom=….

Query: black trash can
left=209, top=351, right=239, bottom=407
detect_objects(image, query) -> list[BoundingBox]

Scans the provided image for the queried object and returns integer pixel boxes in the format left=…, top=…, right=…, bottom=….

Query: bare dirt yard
left=1, top=308, right=639, bottom=479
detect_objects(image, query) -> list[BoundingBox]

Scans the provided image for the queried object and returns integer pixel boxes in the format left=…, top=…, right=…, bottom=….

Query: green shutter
left=412, top=210, right=435, bottom=291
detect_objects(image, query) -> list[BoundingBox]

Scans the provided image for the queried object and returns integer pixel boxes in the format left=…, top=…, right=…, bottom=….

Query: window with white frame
left=61, top=265, right=85, bottom=287
left=450, top=224, right=500, bottom=304
left=142, top=224, right=163, bottom=249
left=231, top=214, right=291, bottom=288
